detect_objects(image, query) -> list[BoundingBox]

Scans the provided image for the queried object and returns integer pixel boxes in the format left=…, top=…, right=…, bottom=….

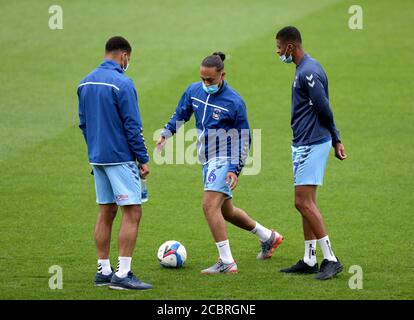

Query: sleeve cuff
left=161, top=128, right=173, bottom=139
left=137, top=155, right=149, bottom=165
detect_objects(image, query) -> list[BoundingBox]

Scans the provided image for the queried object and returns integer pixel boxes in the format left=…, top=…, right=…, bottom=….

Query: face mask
left=202, top=76, right=222, bottom=94
left=122, top=55, right=129, bottom=72
left=202, top=82, right=220, bottom=94
left=280, top=46, right=293, bottom=64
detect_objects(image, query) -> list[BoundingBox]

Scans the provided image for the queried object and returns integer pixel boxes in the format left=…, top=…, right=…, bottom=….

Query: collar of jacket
left=215, top=80, right=228, bottom=95
left=99, top=59, right=124, bottom=73
left=296, top=53, right=310, bottom=69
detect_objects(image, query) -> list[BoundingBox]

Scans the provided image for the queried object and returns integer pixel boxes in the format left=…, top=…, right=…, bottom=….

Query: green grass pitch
left=0, top=0, right=413, bottom=299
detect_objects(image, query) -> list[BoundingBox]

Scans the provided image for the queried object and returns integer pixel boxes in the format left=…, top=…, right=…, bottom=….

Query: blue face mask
left=202, top=81, right=221, bottom=94
left=122, top=54, right=129, bottom=72
left=280, top=46, right=293, bottom=64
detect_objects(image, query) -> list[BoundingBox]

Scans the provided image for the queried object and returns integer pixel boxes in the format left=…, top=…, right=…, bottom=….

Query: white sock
left=318, top=236, right=337, bottom=262
left=216, top=240, right=234, bottom=264
left=115, top=257, right=132, bottom=278
left=303, top=240, right=317, bottom=266
left=251, top=222, right=277, bottom=242
left=97, top=259, right=112, bottom=275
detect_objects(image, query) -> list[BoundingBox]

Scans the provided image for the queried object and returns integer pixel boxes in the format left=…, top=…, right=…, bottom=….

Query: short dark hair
left=276, top=26, right=302, bottom=44
left=201, top=51, right=226, bottom=71
left=105, top=36, right=132, bottom=53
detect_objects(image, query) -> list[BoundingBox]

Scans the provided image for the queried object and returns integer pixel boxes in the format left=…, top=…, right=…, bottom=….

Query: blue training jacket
left=291, top=54, right=340, bottom=147
left=161, top=81, right=251, bottom=176
left=77, top=60, right=149, bottom=165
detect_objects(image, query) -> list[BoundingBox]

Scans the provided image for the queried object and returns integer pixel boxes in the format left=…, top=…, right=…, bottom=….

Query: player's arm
left=117, top=80, right=150, bottom=175
left=156, top=88, right=194, bottom=151
left=305, top=72, right=347, bottom=160
left=77, top=87, right=87, bottom=143
left=227, top=101, right=251, bottom=189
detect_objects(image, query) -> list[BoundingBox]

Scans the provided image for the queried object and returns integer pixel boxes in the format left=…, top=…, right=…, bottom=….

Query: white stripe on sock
left=115, top=257, right=132, bottom=278
left=97, top=259, right=112, bottom=275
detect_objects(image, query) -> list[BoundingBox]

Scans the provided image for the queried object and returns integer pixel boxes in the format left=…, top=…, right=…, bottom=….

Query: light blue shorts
left=202, top=158, right=232, bottom=199
left=292, top=139, right=331, bottom=186
left=92, top=162, right=141, bottom=205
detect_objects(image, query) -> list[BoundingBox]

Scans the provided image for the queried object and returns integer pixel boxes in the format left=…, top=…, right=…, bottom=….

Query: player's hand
left=155, top=136, right=167, bottom=153
left=334, top=142, right=347, bottom=160
left=139, top=163, right=150, bottom=178
left=226, top=172, right=238, bottom=190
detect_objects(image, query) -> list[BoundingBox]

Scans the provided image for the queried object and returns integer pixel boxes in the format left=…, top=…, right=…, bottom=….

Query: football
left=157, top=240, right=187, bottom=268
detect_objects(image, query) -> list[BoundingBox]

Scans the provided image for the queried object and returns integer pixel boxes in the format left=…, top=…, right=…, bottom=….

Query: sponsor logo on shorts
left=116, top=194, right=129, bottom=201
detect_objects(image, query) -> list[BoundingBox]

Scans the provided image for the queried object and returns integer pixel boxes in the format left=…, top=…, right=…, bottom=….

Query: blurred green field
left=0, top=0, right=413, bottom=299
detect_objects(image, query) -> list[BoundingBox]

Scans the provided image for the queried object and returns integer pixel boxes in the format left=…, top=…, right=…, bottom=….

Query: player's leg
left=95, top=204, right=117, bottom=267
left=295, top=141, right=342, bottom=277
left=280, top=188, right=322, bottom=274
left=301, top=215, right=317, bottom=267
left=281, top=141, right=342, bottom=278
left=295, top=185, right=326, bottom=238
left=201, top=191, right=237, bottom=274
left=104, top=162, right=152, bottom=290
left=295, top=186, right=328, bottom=266
left=303, top=188, right=317, bottom=238
left=295, top=185, right=342, bottom=279
left=201, top=158, right=238, bottom=274
left=92, top=165, right=117, bottom=285
left=221, top=199, right=283, bottom=259
left=202, top=191, right=228, bottom=242
left=117, top=204, right=141, bottom=274
left=221, top=198, right=255, bottom=230
left=300, top=189, right=318, bottom=267
left=303, top=189, right=317, bottom=235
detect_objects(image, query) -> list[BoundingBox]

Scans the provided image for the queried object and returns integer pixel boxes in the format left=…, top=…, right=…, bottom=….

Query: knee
left=102, top=204, right=117, bottom=215
left=294, top=198, right=313, bottom=215
left=123, top=205, right=142, bottom=223
left=202, top=201, right=216, bottom=215
left=98, top=206, right=117, bottom=224
left=202, top=201, right=211, bottom=214
left=131, top=207, right=142, bottom=223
